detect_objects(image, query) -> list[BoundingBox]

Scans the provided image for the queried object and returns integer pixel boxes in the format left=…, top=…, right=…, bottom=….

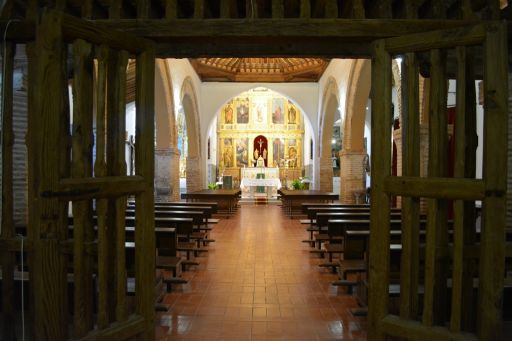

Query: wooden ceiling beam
left=96, top=18, right=482, bottom=40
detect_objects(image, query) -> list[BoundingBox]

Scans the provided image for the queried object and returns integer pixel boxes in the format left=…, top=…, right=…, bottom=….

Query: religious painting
left=236, top=138, right=248, bottom=167
left=288, top=138, right=296, bottom=147
left=236, top=97, right=250, bottom=124
left=223, top=101, right=234, bottom=124
left=288, top=146, right=298, bottom=168
left=287, top=101, right=297, bottom=124
left=222, top=138, right=234, bottom=168
left=252, top=98, right=267, bottom=125
left=272, top=138, right=285, bottom=167
left=272, top=98, right=284, bottom=124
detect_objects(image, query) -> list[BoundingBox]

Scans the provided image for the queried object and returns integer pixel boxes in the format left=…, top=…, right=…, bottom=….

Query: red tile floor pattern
left=156, top=204, right=367, bottom=340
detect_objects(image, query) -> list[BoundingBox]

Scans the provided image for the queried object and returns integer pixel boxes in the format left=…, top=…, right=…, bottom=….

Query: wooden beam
left=71, top=39, right=94, bottom=338
left=383, top=24, right=487, bottom=54
left=137, top=0, right=150, bottom=19
left=478, top=22, right=508, bottom=341
left=194, top=0, right=204, bottom=18
left=94, top=44, right=110, bottom=329
left=165, top=0, right=177, bottom=18
left=0, top=41, right=15, bottom=341
left=300, top=0, right=310, bottom=18
left=399, top=52, right=421, bottom=320
left=95, top=18, right=482, bottom=39
left=325, top=0, right=338, bottom=18
left=80, top=314, right=146, bottom=340
left=134, top=45, right=156, bottom=340
left=31, top=11, right=68, bottom=340
left=383, top=176, right=485, bottom=200
left=272, top=0, right=284, bottom=18
left=423, top=48, right=449, bottom=327
left=381, top=315, right=479, bottom=341
left=368, top=39, right=392, bottom=341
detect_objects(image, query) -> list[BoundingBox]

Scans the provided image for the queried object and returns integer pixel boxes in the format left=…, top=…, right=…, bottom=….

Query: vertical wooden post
left=487, top=0, right=501, bottom=19
left=94, top=44, right=110, bottom=329
left=71, top=39, right=94, bottom=338
left=422, top=48, right=449, bottom=327
left=165, top=0, right=177, bottom=19
left=300, top=0, right=310, bottom=18
left=137, top=0, right=150, bottom=18
left=194, top=0, right=204, bottom=18
left=399, top=52, right=420, bottom=320
left=106, top=49, right=129, bottom=322
left=31, top=11, right=68, bottom=340
left=378, top=0, right=392, bottom=18
left=272, top=0, right=284, bottom=18
left=368, top=40, right=392, bottom=341
left=25, top=40, right=37, bottom=340
left=220, top=0, right=234, bottom=18
left=114, top=50, right=129, bottom=322
left=352, top=0, right=365, bottom=19
left=325, top=0, right=338, bottom=18
left=478, top=22, right=508, bottom=341
left=0, top=41, right=15, bottom=341
left=135, top=47, right=156, bottom=340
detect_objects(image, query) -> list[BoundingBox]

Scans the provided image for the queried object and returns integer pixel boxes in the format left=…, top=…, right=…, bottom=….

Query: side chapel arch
left=340, top=59, right=371, bottom=203
left=180, top=76, right=203, bottom=191
left=318, top=77, right=340, bottom=192
left=154, top=59, right=180, bottom=200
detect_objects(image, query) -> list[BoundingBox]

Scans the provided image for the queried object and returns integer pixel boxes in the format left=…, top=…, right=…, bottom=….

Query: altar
left=240, top=167, right=281, bottom=198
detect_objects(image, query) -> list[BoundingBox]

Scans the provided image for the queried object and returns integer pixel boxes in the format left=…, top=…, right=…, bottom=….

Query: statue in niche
left=224, top=104, right=234, bottom=124
left=288, top=106, right=297, bottom=124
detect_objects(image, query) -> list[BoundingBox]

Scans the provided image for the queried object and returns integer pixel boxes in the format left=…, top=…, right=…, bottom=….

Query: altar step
left=239, top=197, right=281, bottom=205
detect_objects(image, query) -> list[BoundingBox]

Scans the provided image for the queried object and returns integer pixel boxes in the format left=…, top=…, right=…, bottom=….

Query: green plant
left=208, top=183, right=219, bottom=190
left=291, top=179, right=305, bottom=190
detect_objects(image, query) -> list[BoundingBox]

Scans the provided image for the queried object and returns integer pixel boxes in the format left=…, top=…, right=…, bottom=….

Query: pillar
left=339, top=149, right=367, bottom=204
left=186, top=155, right=203, bottom=192
left=319, top=155, right=334, bottom=192
left=155, top=147, right=180, bottom=201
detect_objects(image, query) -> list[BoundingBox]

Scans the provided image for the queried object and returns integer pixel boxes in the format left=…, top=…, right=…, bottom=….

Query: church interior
left=0, top=0, right=511, bottom=340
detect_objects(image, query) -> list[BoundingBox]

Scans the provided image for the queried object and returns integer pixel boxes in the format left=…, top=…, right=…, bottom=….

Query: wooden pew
left=182, top=189, right=241, bottom=216
left=278, top=189, right=339, bottom=217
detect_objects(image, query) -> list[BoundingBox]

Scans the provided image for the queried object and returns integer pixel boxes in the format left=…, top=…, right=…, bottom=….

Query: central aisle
left=157, top=204, right=367, bottom=340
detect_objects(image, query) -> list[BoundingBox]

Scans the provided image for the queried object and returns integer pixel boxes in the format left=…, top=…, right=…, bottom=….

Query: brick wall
left=339, top=150, right=366, bottom=203
left=318, top=156, right=333, bottom=192
left=186, top=156, right=203, bottom=192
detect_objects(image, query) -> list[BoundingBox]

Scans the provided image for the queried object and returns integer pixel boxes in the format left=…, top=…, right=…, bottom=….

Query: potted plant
left=291, top=179, right=305, bottom=190
left=208, top=183, right=219, bottom=190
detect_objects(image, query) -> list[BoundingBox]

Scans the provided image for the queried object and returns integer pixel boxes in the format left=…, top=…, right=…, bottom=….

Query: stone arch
left=317, top=77, right=340, bottom=192
left=154, top=59, right=180, bottom=201
left=339, top=59, right=371, bottom=203
left=180, top=76, right=203, bottom=191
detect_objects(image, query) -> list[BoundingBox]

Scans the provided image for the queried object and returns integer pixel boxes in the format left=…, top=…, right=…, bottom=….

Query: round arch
left=180, top=76, right=203, bottom=191
left=154, top=59, right=180, bottom=201
left=316, top=77, right=340, bottom=192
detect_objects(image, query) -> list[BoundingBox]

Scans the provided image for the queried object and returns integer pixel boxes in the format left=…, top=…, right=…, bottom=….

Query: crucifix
left=257, top=138, right=263, bottom=154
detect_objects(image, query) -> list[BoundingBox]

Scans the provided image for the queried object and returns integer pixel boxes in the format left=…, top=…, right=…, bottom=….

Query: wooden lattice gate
left=369, top=23, right=508, bottom=341
left=1, top=10, right=156, bottom=340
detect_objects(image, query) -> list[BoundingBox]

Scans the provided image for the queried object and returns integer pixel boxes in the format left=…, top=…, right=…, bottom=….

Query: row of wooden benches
left=300, top=202, right=512, bottom=318
left=66, top=201, right=221, bottom=313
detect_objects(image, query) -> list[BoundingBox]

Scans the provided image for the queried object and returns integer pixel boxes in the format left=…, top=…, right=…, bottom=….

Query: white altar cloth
left=240, top=178, right=282, bottom=190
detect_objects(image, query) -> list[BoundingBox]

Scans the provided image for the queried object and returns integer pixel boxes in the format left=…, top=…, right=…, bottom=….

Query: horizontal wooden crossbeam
left=383, top=176, right=485, bottom=200
left=380, top=315, right=478, bottom=341
left=54, top=176, right=147, bottom=200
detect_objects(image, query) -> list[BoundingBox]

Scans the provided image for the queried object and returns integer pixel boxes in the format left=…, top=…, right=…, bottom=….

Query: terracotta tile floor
left=155, top=204, right=367, bottom=340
